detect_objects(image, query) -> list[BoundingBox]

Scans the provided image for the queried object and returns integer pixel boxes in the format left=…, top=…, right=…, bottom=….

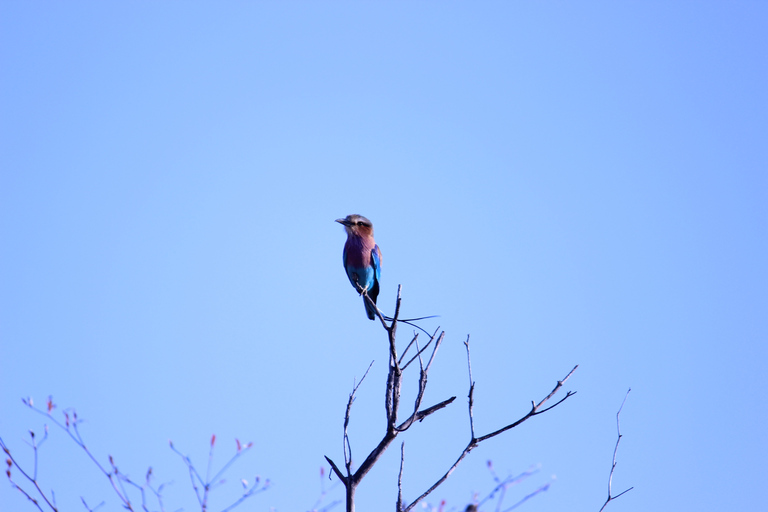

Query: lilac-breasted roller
left=336, top=214, right=382, bottom=320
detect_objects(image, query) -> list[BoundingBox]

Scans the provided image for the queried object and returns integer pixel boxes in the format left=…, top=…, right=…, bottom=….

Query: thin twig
left=396, top=443, right=405, bottom=512
left=400, top=328, right=438, bottom=371
left=502, top=480, right=552, bottom=511
left=403, top=364, right=578, bottom=512
left=396, top=332, right=446, bottom=432
left=344, top=362, right=375, bottom=477
left=476, top=365, right=578, bottom=443
left=465, top=336, right=476, bottom=440
left=599, top=388, right=633, bottom=512
left=398, top=333, right=419, bottom=366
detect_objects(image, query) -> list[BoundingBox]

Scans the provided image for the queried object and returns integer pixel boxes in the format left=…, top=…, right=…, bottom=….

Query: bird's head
left=336, top=214, right=374, bottom=237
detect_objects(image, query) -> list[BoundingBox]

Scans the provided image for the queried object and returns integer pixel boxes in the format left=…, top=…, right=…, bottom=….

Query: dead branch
left=325, top=286, right=455, bottom=512
left=598, top=388, right=633, bottom=512
left=401, top=339, right=578, bottom=512
left=326, top=288, right=578, bottom=512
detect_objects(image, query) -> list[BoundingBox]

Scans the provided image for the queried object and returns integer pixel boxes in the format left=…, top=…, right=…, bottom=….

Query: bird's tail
left=364, top=297, right=376, bottom=320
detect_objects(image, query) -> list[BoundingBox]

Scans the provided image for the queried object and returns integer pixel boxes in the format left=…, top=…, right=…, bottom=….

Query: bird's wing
left=372, top=245, right=382, bottom=282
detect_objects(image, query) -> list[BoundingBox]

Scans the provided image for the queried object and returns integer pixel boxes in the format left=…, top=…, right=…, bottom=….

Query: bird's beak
left=335, top=218, right=349, bottom=226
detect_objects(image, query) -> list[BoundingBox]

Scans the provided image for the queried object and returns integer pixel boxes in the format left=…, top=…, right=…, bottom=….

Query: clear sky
left=1, top=3, right=766, bottom=512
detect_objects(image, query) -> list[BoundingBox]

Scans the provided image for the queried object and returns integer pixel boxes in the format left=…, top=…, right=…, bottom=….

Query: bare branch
left=331, top=288, right=578, bottom=512
left=396, top=331, right=445, bottom=432
left=396, top=443, right=405, bottom=512
left=465, top=336, right=476, bottom=441
left=397, top=333, right=419, bottom=366
left=400, top=330, right=438, bottom=371
left=343, top=362, right=375, bottom=476
left=476, top=365, right=578, bottom=443
left=403, top=439, right=476, bottom=512
left=599, top=388, right=633, bottom=512
left=2, top=432, right=58, bottom=512
left=396, top=397, right=456, bottom=429
left=474, top=461, right=540, bottom=511
left=324, top=456, right=346, bottom=484
left=403, top=365, right=578, bottom=511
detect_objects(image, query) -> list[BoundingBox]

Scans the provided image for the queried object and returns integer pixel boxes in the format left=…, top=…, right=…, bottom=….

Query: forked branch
left=598, top=388, right=633, bottom=512
left=326, top=288, right=578, bottom=512
left=400, top=338, right=578, bottom=512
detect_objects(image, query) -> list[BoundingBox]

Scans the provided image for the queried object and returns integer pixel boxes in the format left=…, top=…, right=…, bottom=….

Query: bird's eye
left=357, top=222, right=365, bottom=226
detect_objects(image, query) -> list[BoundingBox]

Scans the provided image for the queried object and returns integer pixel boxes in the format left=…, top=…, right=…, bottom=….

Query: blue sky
left=1, top=3, right=766, bottom=512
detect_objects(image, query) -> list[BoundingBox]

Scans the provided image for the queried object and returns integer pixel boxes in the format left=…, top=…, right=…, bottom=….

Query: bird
left=336, top=214, right=382, bottom=320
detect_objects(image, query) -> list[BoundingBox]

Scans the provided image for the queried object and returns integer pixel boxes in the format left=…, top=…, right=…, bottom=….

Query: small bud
left=241, top=479, right=248, bottom=488
left=5, top=469, right=9, bottom=478
left=29, top=430, right=35, bottom=439
left=5, top=459, right=11, bottom=467
left=320, top=466, right=325, bottom=477
left=109, top=455, right=114, bottom=466
left=236, top=439, right=241, bottom=451
left=47, top=396, right=54, bottom=413
left=210, top=434, right=216, bottom=447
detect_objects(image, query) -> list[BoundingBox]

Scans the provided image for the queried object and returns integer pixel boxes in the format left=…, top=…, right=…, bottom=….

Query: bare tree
left=324, top=287, right=578, bottom=511
left=2, top=288, right=627, bottom=512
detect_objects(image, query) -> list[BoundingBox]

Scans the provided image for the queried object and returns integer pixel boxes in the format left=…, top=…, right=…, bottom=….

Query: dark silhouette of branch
left=396, top=443, right=405, bottom=512
left=598, top=388, right=633, bottom=512
left=325, top=288, right=578, bottom=512
left=400, top=338, right=577, bottom=512
left=344, top=362, right=375, bottom=477
left=325, top=286, right=456, bottom=512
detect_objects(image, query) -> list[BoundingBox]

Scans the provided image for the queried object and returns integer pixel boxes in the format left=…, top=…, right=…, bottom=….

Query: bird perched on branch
left=336, top=214, right=382, bottom=320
